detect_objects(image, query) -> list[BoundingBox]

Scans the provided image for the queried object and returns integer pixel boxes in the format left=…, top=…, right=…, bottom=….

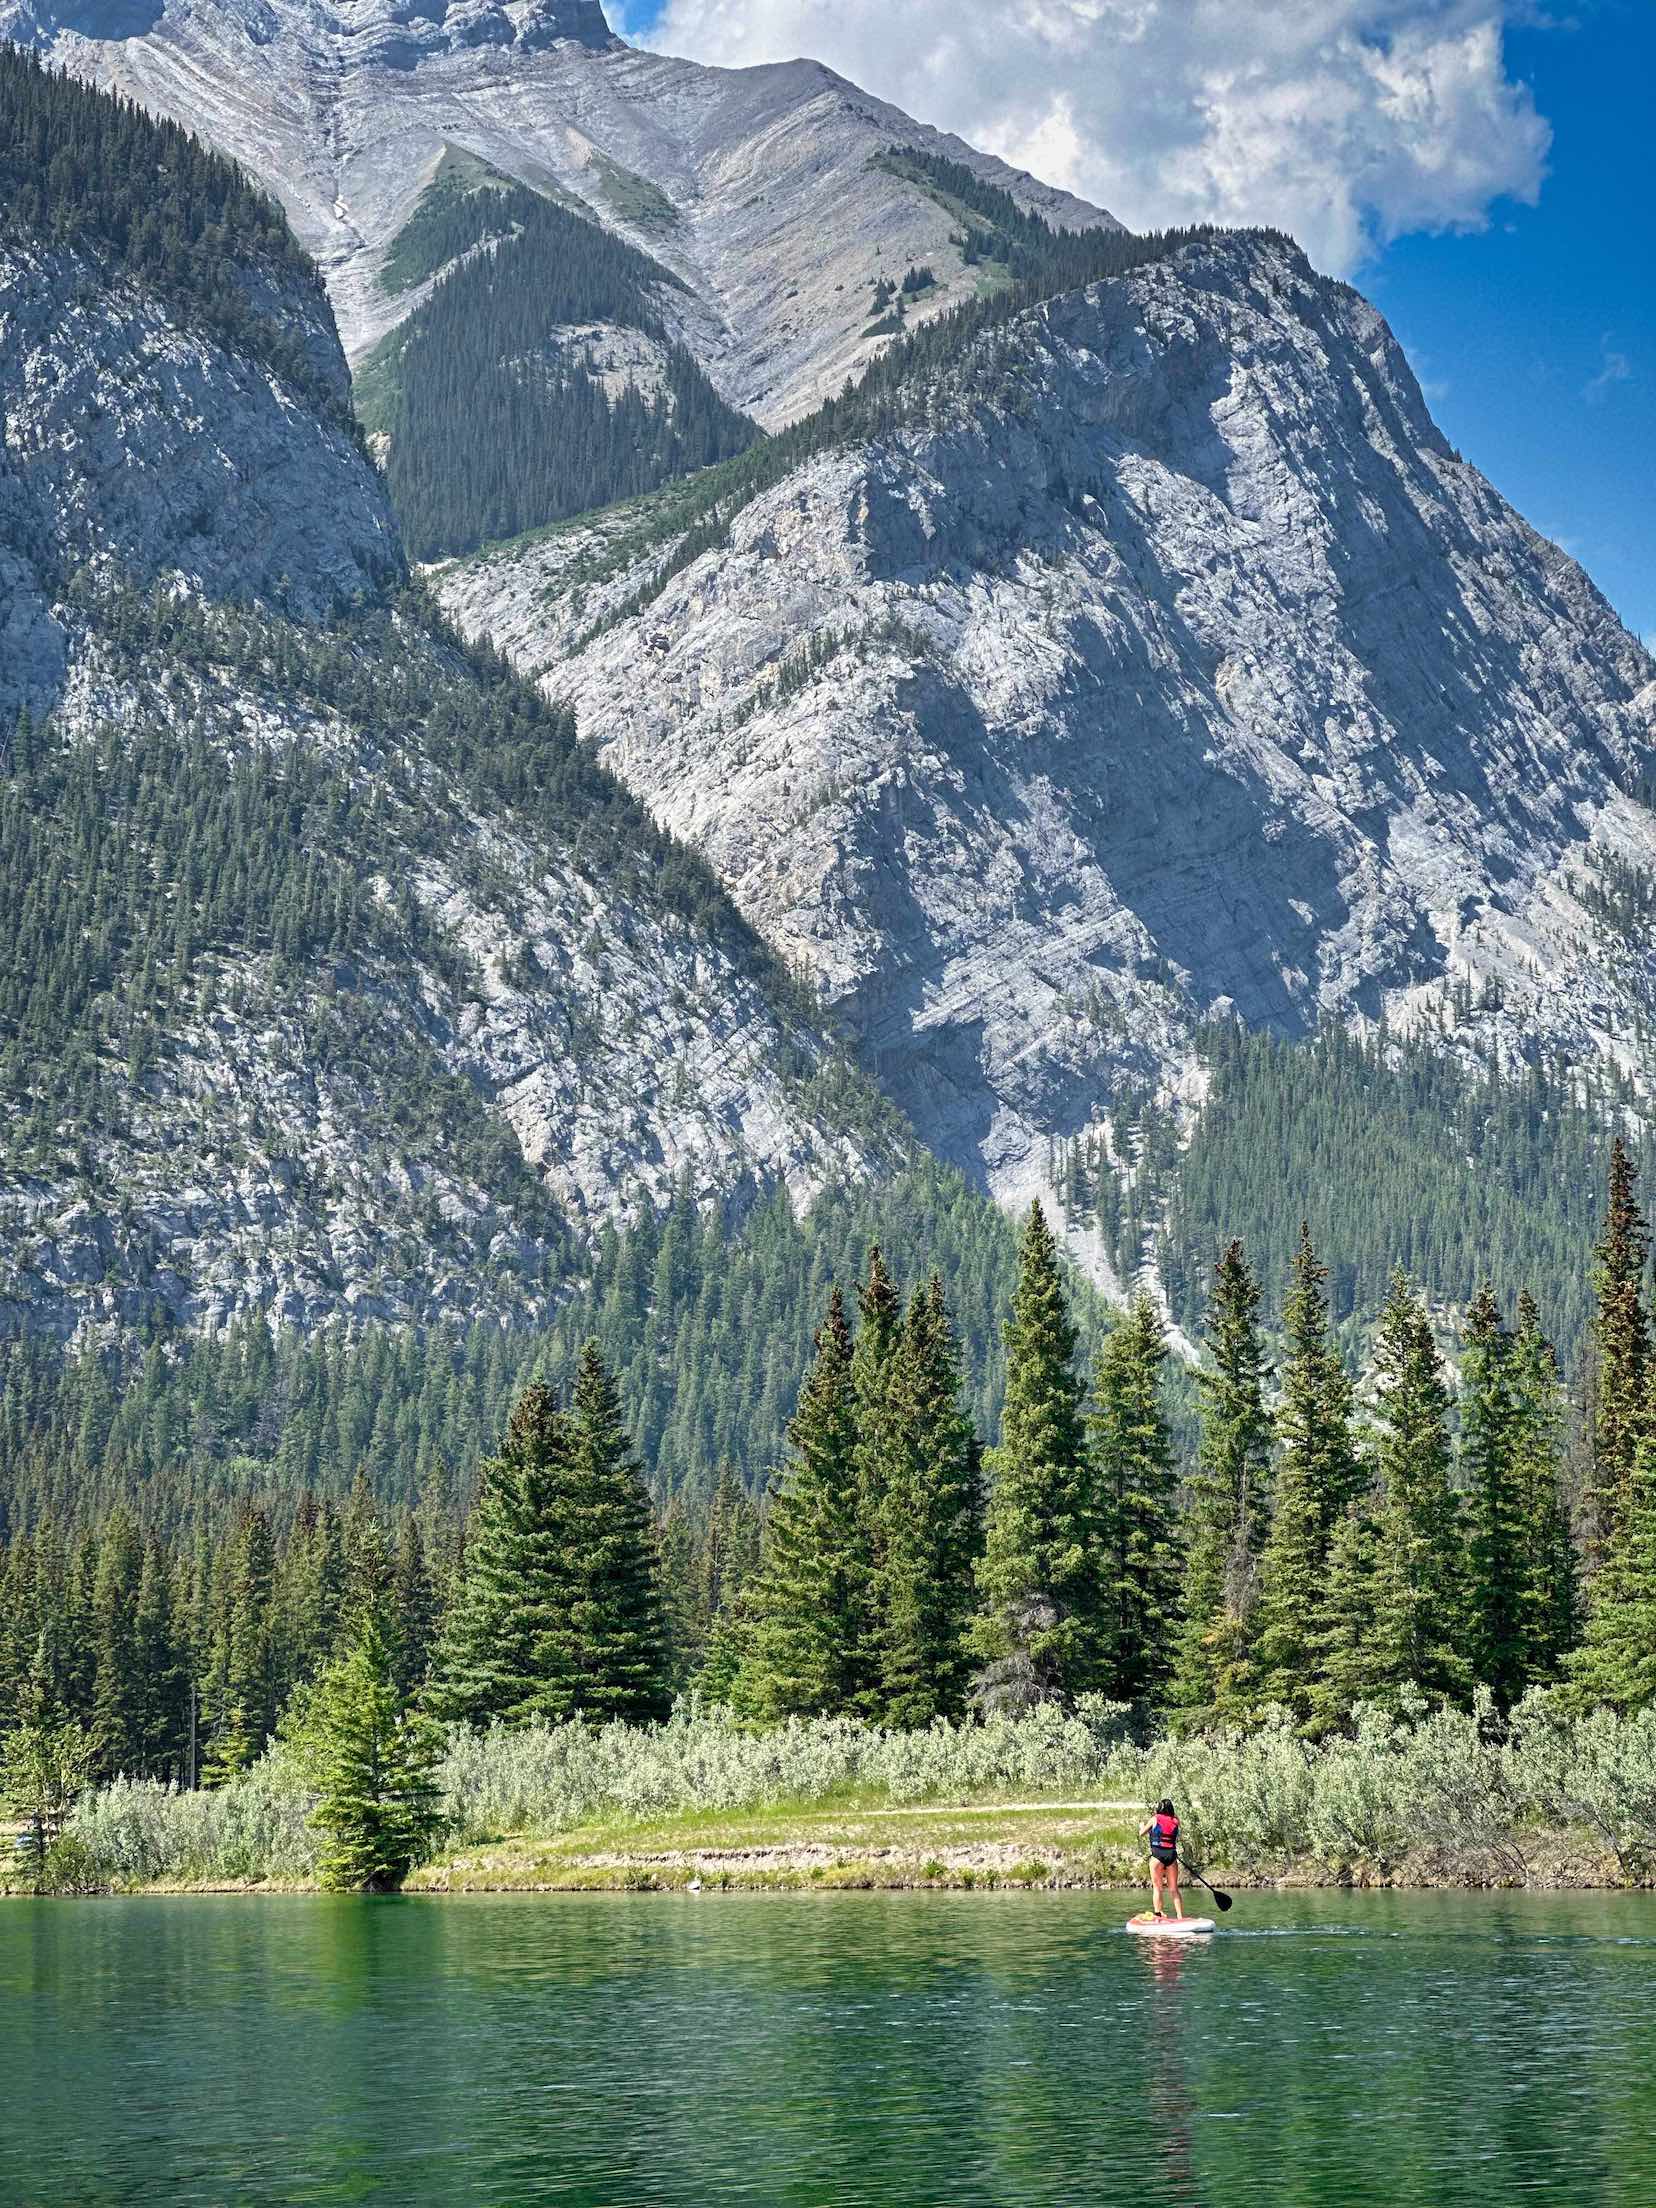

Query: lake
left=4, top=1889, right=1653, bottom=2205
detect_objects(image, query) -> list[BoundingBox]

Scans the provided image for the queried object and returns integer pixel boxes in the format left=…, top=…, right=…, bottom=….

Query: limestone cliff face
left=0, top=223, right=892, bottom=1345
left=0, top=233, right=400, bottom=719
left=436, top=233, right=1656, bottom=1211
left=0, top=0, right=1107, bottom=419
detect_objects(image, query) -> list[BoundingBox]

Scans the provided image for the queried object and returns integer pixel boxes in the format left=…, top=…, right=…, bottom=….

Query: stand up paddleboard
left=1125, top=1913, right=1216, bottom=1936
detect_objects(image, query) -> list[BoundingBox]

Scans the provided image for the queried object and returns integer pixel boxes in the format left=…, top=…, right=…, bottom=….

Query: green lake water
left=4, top=1889, right=1654, bottom=2205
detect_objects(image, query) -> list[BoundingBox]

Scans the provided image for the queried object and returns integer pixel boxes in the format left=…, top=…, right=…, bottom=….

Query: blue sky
left=1364, top=4, right=1654, bottom=645
left=625, top=0, right=1653, bottom=647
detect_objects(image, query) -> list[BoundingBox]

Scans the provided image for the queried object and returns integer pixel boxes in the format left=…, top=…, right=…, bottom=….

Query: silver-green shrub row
left=65, top=1691, right=1656, bottom=1888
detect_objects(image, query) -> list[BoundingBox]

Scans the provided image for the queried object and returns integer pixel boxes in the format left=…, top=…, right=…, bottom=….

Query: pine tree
left=1090, top=1296, right=1180, bottom=1706
left=1461, top=1284, right=1529, bottom=1709
left=1510, top=1293, right=1577, bottom=1680
left=1364, top=1272, right=1472, bottom=1708
left=873, top=1275, right=984, bottom=1724
left=1172, top=1241, right=1273, bottom=1719
left=1588, top=1135, right=1649, bottom=1564
left=296, top=1606, right=444, bottom=1892
left=737, top=1292, right=865, bottom=1717
left=1253, top=1226, right=1358, bottom=1716
left=968, top=1203, right=1100, bottom=1706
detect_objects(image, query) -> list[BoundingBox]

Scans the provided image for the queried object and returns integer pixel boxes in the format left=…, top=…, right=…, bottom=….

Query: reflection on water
left=3, top=1889, right=1654, bottom=2206
left=1139, top=1936, right=1205, bottom=2206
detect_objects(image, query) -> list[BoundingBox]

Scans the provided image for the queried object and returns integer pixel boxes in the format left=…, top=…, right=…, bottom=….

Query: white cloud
left=1583, top=340, right=1633, bottom=404
left=625, top=0, right=1551, bottom=275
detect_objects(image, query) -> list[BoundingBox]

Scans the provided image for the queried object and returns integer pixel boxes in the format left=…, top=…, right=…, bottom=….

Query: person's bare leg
left=1168, top=1862, right=1184, bottom=1919
left=1150, top=1859, right=1165, bottom=1916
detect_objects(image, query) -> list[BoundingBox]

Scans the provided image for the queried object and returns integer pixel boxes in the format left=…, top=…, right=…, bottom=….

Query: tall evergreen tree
left=1588, top=1135, right=1649, bottom=1564
left=428, top=1386, right=575, bottom=1727
left=1364, top=1272, right=1472, bottom=1709
left=968, top=1203, right=1100, bottom=1706
left=873, top=1275, right=984, bottom=1725
left=1461, top=1284, right=1529, bottom=1709
left=1172, top=1241, right=1273, bottom=1718
left=848, top=1246, right=904, bottom=1713
left=1253, top=1226, right=1358, bottom=1716
left=1510, top=1293, right=1577, bottom=1680
left=557, top=1343, right=672, bottom=1725
left=1567, top=1417, right=1656, bottom=1712
left=201, top=1507, right=277, bottom=1783
left=88, top=1505, right=144, bottom=1779
left=1308, top=1507, right=1383, bottom=1728
left=1090, top=1296, right=1180, bottom=1706
left=737, top=1292, right=865, bottom=1718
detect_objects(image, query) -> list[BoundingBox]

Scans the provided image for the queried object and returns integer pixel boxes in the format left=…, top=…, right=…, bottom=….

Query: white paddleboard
left=1125, top=1913, right=1216, bottom=1937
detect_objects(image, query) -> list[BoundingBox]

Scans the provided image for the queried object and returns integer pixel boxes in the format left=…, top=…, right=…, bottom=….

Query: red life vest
left=1149, top=1812, right=1179, bottom=1854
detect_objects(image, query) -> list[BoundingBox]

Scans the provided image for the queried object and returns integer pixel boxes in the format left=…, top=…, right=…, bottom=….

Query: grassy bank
left=21, top=1694, right=1656, bottom=1898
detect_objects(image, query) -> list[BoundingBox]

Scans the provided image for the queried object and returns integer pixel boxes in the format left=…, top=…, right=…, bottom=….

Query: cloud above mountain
left=626, top=0, right=1550, bottom=274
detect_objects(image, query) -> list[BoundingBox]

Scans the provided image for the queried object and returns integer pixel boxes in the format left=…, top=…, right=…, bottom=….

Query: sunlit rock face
left=1, top=0, right=1107, bottom=418
left=436, top=231, right=1656, bottom=1212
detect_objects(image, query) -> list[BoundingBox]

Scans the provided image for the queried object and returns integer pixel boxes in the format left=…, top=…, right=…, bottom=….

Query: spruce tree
left=1253, top=1226, right=1358, bottom=1717
left=1588, top=1135, right=1649, bottom=1564
left=848, top=1246, right=903, bottom=1712
left=89, top=1505, right=144, bottom=1779
left=1172, top=1241, right=1273, bottom=1719
left=1308, top=1506, right=1383, bottom=1728
left=873, top=1275, right=984, bottom=1725
left=1567, top=1420, right=1656, bottom=1712
left=737, top=1291, right=865, bottom=1717
left=1510, top=1293, right=1577, bottom=1680
left=968, top=1203, right=1100, bottom=1705
left=201, top=1507, right=277, bottom=1782
left=297, top=1606, right=444, bottom=1892
left=1461, top=1285, right=1528, bottom=1709
left=1090, top=1296, right=1180, bottom=1706
left=1364, top=1273, right=1472, bottom=1709
left=557, top=1342, right=672, bottom=1725
left=428, top=1385, right=575, bottom=1727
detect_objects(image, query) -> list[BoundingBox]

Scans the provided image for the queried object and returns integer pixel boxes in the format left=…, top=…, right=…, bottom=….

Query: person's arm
left=1138, top=1820, right=1151, bottom=1838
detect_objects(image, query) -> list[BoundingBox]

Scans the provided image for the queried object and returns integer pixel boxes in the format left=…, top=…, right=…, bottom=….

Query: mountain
left=1, top=0, right=1106, bottom=419
left=436, top=222, right=1656, bottom=1263
left=0, top=48, right=896, bottom=1347
left=7, top=3, right=1656, bottom=1350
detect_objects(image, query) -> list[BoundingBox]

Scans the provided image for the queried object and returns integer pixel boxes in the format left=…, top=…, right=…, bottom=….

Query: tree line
left=8, top=1145, right=1656, bottom=1892
left=0, top=47, right=349, bottom=430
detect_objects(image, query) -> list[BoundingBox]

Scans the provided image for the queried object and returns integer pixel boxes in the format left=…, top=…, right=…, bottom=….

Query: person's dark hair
left=1158, top=1799, right=1175, bottom=1815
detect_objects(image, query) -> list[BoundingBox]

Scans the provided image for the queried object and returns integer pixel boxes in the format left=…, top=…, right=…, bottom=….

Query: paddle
left=1178, top=1854, right=1233, bottom=1912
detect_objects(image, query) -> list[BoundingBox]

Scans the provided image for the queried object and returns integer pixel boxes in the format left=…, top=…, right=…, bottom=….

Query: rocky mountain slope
left=435, top=228, right=1656, bottom=1242
left=1, top=0, right=1107, bottom=426
left=0, top=51, right=893, bottom=1346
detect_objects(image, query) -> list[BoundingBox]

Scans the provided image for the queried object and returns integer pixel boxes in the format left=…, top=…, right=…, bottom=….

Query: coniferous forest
left=10, top=1136, right=1656, bottom=1891
left=354, top=161, right=758, bottom=560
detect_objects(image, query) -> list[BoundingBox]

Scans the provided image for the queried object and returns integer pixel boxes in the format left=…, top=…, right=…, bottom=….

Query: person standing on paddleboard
left=1139, top=1800, right=1183, bottom=1919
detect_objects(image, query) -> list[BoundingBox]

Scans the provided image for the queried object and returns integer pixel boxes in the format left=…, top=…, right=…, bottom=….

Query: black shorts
left=1149, top=1847, right=1177, bottom=1866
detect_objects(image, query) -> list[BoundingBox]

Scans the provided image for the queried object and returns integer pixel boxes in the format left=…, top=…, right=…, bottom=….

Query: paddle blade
left=1211, top=1889, right=1234, bottom=1911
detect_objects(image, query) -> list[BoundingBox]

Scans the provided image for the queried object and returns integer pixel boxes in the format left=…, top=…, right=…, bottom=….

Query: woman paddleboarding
left=1139, top=1799, right=1183, bottom=1920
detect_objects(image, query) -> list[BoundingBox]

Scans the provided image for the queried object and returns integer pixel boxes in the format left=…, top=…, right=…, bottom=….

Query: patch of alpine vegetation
left=492, top=167, right=1230, bottom=641
left=357, top=155, right=757, bottom=560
